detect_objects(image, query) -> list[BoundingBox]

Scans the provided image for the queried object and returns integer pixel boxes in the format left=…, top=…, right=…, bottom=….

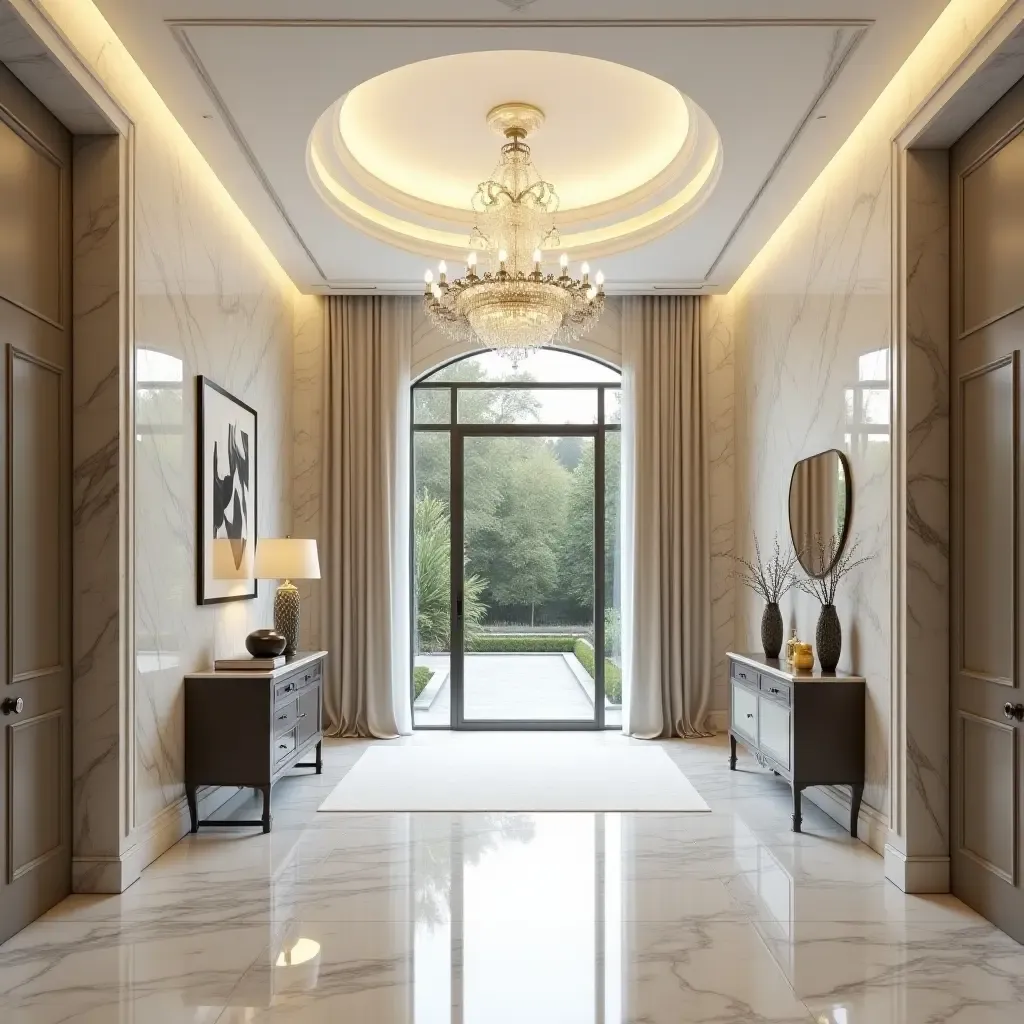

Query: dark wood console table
left=185, top=651, right=326, bottom=834
left=727, top=652, right=865, bottom=836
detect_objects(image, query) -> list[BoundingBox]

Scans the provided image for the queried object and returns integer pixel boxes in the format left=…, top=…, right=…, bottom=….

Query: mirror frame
left=788, top=448, right=853, bottom=578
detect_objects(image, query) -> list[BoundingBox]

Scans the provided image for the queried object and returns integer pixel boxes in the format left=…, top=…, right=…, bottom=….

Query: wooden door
left=950, top=74, right=1024, bottom=943
left=0, top=63, right=72, bottom=944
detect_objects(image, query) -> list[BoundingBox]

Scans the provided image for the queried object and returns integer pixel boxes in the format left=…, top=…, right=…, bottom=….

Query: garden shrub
left=573, top=638, right=623, bottom=705
left=466, top=634, right=576, bottom=653
left=413, top=665, right=433, bottom=699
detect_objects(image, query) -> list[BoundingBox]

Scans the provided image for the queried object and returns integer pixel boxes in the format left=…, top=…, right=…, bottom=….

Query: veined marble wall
left=294, top=296, right=736, bottom=720
left=39, top=0, right=302, bottom=876
left=724, top=0, right=1009, bottom=842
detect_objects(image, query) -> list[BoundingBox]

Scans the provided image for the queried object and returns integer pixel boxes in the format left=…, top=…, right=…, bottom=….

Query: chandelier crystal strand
left=423, top=103, right=605, bottom=361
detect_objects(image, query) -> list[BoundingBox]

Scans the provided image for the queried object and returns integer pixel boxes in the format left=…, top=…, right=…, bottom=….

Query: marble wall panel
left=38, top=0, right=302, bottom=846
left=71, top=134, right=124, bottom=884
left=724, top=0, right=1009, bottom=827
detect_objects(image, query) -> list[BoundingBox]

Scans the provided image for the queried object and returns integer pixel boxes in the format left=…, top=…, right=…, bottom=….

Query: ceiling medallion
left=423, top=103, right=604, bottom=363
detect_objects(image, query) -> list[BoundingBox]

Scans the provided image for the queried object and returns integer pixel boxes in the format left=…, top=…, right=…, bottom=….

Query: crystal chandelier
left=423, top=103, right=605, bottom=362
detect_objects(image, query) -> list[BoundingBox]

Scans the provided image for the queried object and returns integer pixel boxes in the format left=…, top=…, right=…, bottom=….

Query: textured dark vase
left=816, top=604, right=842, bottom=672
left=761, top=602, right=783, bottom=658
left=245, top=629, right=287, bottom=658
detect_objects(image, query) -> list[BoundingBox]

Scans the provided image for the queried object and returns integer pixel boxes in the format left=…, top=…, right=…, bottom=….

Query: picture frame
left=196, top=376, right=258, bottom=604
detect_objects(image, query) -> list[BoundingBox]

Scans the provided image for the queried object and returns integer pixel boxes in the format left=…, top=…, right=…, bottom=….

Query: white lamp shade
left=254, top=538, right=320, bottom=580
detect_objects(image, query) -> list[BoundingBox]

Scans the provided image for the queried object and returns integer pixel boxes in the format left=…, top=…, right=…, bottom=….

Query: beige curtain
left=320, top=296, right=413, bottom=738
left=621, top=295, right=713, bottom=738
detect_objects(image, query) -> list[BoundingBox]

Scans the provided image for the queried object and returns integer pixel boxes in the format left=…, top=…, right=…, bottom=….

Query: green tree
left=559, top=433, right=621, bottom=613
left=414, top=494, right=486, bottom=652
left=466, top=438, right=569, bottom=625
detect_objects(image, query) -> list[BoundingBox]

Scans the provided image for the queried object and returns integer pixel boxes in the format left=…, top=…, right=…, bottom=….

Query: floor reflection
left=3, top=735, right=1024, bottom=1023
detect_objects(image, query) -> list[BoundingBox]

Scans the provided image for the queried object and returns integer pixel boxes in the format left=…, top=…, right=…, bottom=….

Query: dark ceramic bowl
left=246, top=629, right=287, bottom=658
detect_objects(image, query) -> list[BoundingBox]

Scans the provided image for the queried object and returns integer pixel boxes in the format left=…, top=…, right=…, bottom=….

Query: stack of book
left=214, top=655, right=286, bottom=671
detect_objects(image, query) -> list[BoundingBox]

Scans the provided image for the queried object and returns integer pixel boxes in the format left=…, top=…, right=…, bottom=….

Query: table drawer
left=759, top=676, right=791, bottom=707
left=731, top=662, right=760, bottom=689
left=296, top=684, right=320, bottom=747
left=274, top=699, right=298, bottom=737
left=274, top=730, right=297, bottom=766
left=758, top=696, right=791, bottom=769
left=731, top=681, right=758, bottom=742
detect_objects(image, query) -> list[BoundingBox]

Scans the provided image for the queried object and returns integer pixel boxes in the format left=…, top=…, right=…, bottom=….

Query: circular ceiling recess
left=307, top=50, right=723, bottom=262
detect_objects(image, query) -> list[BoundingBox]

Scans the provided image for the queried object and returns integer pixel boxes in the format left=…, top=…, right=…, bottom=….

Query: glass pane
left=604, top=387, right=621, bottom=424
left=458, top=388, right=598, bottom=425
left=424, top=348, right=620, bottom=384
left=413, top=431, right=451, bottom=727
left=413, top=387, right=451, bottom=424
left=605, top=431, right=622, bottom=728
left=462, top=435, right=595, bottom=722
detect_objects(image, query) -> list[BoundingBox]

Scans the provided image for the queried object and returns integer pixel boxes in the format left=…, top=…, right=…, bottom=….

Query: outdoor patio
left=414, top=653, right=620, bottom=726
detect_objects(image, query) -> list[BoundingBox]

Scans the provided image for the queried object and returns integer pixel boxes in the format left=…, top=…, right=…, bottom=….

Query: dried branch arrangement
left=732, top=534, right=802, bottom=605
left=795, top=534, right=872, bottom=606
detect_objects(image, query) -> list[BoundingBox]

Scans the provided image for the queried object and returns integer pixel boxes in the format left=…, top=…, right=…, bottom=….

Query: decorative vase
left=816, top=604, right=842, bottom=672
left=761, top=602, right=783, bottom=659
left=246, top=628, right=287, bottom=658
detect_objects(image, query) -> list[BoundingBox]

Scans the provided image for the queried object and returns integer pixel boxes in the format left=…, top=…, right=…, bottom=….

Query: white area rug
left=318, top=742, right=710, bottom=812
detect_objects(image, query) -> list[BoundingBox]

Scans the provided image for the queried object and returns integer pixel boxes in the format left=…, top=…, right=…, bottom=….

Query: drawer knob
left=768, top=687, right=780, bottom=694
left=278, top=743, right=288, bottom=750
left=746, top=713, right=754, bottom=719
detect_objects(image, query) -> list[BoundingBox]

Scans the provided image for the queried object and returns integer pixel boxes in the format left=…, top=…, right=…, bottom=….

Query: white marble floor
left=1, top=732, right=1022, bottom=1022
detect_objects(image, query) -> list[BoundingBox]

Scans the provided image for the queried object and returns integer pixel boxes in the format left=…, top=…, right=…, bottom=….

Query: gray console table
left=727, top=652, right=865, bottom=836
left=185, top=651, right=326, bottom=834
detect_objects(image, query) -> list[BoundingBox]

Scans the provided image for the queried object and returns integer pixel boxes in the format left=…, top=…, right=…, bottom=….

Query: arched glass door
left=411, top=349, right=622, bottom=729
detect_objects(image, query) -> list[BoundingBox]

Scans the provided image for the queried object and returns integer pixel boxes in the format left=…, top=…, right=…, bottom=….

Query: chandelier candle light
left=423, top=102, right=605, bottom=362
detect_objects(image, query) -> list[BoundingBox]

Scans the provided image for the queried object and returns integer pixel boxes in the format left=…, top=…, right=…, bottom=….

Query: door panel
left=8, top=710, right=63, bottom=881
left=9, top=349, right=63, bottom=681
left=951, top=74, right=1024, bottom=943
left=0, top=62, right=71, bottom=945
left=0, top=117, right=62, bottom=324
left=959, top=712, right=1017, bottom=883
left=959, top=355, right=1016, bottom=684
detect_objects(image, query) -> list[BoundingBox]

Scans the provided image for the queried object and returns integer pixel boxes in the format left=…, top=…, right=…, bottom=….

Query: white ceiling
left=90, top=0, right=951, bottom=294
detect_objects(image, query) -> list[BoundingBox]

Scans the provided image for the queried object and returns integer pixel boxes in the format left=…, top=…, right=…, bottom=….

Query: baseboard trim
left=884, top=844, right=950, bottom=893
left=72, top=784, right=249, bottom=894
left=803, top=783, right=889, bottom=856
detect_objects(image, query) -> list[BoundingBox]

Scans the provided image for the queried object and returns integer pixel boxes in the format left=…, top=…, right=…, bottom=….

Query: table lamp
left=254, top=538, right=320, bottom=655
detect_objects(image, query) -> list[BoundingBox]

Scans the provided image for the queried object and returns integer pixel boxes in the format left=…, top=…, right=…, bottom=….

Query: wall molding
left=72, top=785, right=247, bottom=894
left=884, top=845, right=951, bottom=894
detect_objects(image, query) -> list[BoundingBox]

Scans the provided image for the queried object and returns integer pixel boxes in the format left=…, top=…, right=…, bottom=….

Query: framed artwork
left=196, top=376, right=258, bottom=604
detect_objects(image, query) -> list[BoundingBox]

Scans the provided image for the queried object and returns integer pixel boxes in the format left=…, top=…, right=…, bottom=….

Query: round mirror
left=788, top=449, right=851, bottom=577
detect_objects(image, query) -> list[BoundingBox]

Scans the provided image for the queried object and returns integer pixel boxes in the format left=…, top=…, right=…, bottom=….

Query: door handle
left=1, top=697, right=24, bottom=715
left=456, top=593, right=464, bottom=620
left=1003, top=702, right=1024, bottom=722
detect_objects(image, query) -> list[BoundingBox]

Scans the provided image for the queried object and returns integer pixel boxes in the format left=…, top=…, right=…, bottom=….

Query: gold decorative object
left=792, top=643, right=814, bottom=671
left=785, top=629, right=800, bottom=665
left=423, top=102, right=605, bottom=362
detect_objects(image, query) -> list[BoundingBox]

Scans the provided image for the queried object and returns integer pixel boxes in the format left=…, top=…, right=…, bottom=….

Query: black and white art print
left=196, top=376, right=258, bottom=604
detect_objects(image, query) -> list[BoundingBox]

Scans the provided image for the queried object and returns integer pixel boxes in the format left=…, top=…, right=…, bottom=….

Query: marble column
left=886, top=149, right=951, bottom=893
left=71, top=133, right=131, bottom=892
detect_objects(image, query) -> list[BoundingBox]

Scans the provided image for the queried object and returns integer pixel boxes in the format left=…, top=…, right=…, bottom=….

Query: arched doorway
left=411, top=348, right=622, bottom=729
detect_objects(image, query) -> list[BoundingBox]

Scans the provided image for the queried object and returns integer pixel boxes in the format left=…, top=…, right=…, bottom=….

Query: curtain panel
left=319, top=295, right=413, bottom=738
left=621, top=295, right=713, bottom=738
